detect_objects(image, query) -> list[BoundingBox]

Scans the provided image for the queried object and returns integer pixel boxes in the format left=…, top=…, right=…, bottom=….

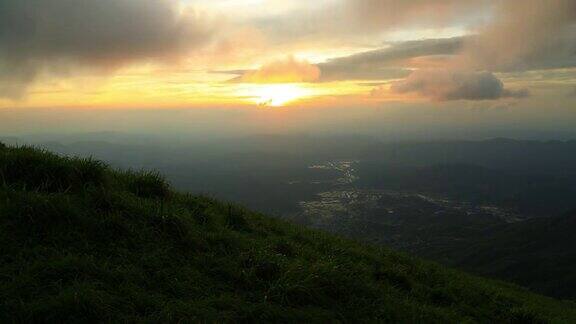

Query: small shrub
left=273, top=240, right=296, bottom=257
left=95, top=212, right=132, bottom=239
left=428, top=287, right=456, bottom=307
left=0, top=147, right=107, bottom=192
left=72, top=158, right=108, bottom=187
left=374, top=266, right=413, bottom=292
left=127, top=171, right=170, bottom=200
left=149, top=213, right=189, bottom=241
left=86, top=186, right=117, bottom=212
left=508, top=307, right=548, bottom=324
left=225, top=205, right=250, bottom=231
left=24, top=282, right=113, bottom=323
left=1, top=190, right=81, bottom=239
left=191, top=209, right=210, bottom=225
left=178, top=195, right=212, bottom=225
left=254, top=261, right=281, bottom=281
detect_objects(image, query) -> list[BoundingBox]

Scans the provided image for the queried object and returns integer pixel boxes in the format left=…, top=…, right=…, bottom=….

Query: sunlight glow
left=249, top=84, right=311, bottom=107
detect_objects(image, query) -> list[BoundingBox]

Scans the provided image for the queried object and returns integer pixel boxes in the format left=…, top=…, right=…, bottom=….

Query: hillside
left=420, top=210, right=576, bottom=301
left=0, top=143, right=575, bottom=322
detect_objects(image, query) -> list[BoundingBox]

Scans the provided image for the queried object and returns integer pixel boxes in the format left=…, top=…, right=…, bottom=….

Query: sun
left=250, top=84, right=311, bottom=107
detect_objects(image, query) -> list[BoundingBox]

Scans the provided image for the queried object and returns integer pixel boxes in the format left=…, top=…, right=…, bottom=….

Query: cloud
left=318, top=37, right=463, bottom=81
left=389, top=69, right=529, bottom=101
left=256, top=0, right=576, bottom=85
left=335, top=0, right=576, bottom=73
left=233, top=56, right=320, bottom=83
left=223, top=38, right=460, bottom=83
left=0, top=0, right=215, bottom=99
left=248, top=0, right=486, bottom=48
left=473, top=101, right=518, bottom=112
left=345, top=0, right=486, bottom=32
left=338, top=0, right=575, bottom=102
left=229, top=0, right=574, bottom=103
left=457, top=0, right=576, bottom=72
left=344, top=0, right=576, bottom=73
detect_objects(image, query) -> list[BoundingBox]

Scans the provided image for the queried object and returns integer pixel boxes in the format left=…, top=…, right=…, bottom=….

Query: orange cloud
left=235, top=56, right=321, bottom=83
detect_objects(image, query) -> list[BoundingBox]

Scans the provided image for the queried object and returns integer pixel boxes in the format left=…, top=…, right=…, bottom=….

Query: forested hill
left=423, top=209, right=576, bottom=301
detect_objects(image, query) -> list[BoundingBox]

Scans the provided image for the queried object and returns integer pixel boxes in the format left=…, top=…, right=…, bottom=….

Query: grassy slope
left=0, top=143, right=575, bottom=323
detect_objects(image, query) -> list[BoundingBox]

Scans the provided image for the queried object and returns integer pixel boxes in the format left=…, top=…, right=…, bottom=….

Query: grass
left=0, top=143, right=575, bottom=322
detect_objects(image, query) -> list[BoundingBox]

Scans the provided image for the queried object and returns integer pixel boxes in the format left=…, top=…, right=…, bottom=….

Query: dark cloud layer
left=341, top=0, right=576, bottom=101
left=0, top=0, right=214, bottom=98
left=343, top=0, right=576, bottom=73
left=390, top=70, right=529, bottom=101
left=299, top=3, right=576, bottom=87
left=319, top=37, right=463, bottom=81
left=335, top=0, right=576, bottom=97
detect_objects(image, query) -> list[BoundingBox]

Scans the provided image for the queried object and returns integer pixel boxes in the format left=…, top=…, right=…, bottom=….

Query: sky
left=1, top=0, right=575, bottom=139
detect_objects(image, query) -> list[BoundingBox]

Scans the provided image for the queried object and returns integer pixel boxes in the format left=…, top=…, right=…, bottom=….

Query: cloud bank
left=345, top=0, right=486, bottom=32
left=1, top=0, right=575, bottom=105
left=319, top=37, right=464, bottom=81
left=390, top=70, right=529, bottom=101
left=0, top=0, right=214, bottom=98
left=458, top=0, right=576, bottom=72
left=348, top=0, right=576, bottom=101
left=234, top=56, right=321, bottom=83
left=343, top=0, right=576, bottom=72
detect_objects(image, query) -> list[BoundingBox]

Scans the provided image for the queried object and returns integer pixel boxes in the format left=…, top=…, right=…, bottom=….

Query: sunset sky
left=1, top=0, right=576, bottom=138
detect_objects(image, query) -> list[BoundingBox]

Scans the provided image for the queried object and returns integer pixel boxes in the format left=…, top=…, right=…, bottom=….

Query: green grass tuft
left=0, top=146, right=107, bottom=193
left=124, top=170, right=171, bottom=200
left=0, top=143, right=575, bottom=322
